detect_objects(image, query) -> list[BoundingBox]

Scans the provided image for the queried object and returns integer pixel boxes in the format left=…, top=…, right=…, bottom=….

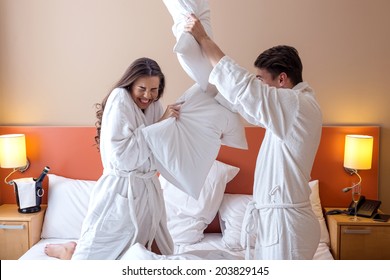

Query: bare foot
left=44, top=241, right=77, bottom=260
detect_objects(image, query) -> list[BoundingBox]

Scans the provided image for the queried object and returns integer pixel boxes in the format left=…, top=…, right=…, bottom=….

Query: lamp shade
left=0, top=134, right=28, bottom=168
left=343, top=134, right=373, bottom=170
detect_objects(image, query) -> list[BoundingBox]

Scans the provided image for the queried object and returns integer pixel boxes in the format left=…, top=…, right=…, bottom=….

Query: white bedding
left=175, top=233, right=333, bottom=260
left=121, top=233, right=333, bottom=260
left=19, top=174, right=334, bottom=260
left=19, top=238, right=77, bottom=260
left=20, top=233, right=333, bottom=260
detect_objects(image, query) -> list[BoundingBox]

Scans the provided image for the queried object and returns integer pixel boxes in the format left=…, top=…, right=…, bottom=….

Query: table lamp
left=342, top=134, right=373, bottom=192
left=0, top=134, right=30, bottom=185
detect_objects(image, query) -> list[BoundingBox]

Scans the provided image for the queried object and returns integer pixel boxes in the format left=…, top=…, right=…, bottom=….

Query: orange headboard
left=0, top=126, right=102, bottom=205
left=0, top=126, right=380, bottom=211
left=217, top=126, right=379, bottom=206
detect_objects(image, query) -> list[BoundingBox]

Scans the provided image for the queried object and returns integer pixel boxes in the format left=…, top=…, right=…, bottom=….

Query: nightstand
left=0, top=204, right=46, bottom=260
left=325, top=207, right=390, bottom=259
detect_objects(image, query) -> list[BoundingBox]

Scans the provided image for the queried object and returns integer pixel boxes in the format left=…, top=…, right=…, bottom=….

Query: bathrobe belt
left=103, top=169, right=160, bottom=251
left=241, top=200, right=311, bottom=260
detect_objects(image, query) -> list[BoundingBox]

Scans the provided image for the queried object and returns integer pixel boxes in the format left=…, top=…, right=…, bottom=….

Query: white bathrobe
left=72, top=88, right=174, bottom=260
left=210, top=56, right=322, bottom=260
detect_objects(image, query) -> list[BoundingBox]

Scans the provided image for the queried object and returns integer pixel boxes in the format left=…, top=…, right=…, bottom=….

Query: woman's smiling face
left=130, top=76, right=160, bottom=110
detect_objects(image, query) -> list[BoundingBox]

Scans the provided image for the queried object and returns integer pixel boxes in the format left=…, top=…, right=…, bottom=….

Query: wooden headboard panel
left=0, top=126, right=380, bottom=211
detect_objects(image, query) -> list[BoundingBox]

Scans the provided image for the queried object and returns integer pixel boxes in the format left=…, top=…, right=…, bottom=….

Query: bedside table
left=325, top=207, right=390, bottom=260
left=0, top=204, right=46, bottom=260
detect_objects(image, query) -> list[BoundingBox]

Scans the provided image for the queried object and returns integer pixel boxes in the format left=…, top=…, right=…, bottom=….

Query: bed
left=0, top=125, right=380, bottom=260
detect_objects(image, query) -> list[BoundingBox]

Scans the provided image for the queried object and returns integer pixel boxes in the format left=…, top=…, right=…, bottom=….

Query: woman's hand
left=159, top=101, right=184, bottom=122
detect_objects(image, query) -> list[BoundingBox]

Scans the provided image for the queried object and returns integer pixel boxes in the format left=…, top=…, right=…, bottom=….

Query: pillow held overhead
left=163, top=0, right=213, bottom=91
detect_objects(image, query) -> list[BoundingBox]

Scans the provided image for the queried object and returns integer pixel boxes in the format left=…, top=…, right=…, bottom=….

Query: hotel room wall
left=0, top=0, right=389, bottom=212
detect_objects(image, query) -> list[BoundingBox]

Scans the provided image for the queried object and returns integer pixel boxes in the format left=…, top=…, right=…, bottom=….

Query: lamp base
left=18, top=206, right=41, bottom=214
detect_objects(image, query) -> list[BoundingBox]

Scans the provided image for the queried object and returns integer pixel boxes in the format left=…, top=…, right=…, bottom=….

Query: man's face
left=255, top=68, right=281, bottom=88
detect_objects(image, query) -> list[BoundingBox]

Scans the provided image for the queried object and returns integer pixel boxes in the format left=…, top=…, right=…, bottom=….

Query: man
left=185, top=14, right=322, bottom=260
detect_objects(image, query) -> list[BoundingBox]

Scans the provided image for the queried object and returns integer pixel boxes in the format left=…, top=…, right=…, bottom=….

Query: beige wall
left=1, top=0, right=389, bottom=211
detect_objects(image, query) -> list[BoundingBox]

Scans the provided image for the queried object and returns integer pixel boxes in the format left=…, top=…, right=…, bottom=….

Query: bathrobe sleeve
left=209, top=56, right=299, bottom=139
left=100, top=88, right=154, bottom=172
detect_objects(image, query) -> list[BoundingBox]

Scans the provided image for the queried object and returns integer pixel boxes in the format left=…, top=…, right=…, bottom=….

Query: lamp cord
left=3, top=159, right=30, bottom=185
left=4, top=169, right=18, bottom=185
left=342, top=169, right=362, bottom=192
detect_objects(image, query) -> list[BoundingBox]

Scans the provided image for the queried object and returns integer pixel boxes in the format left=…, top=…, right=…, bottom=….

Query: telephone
left=348, top=196, right=381, bottom=218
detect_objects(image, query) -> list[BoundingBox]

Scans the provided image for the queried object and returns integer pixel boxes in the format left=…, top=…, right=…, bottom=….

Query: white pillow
left=163, top=0, right=213, bottom=91
left=142, top=84, right=247, bottom=199
left=219, top=193, right=254, bottom=250
left=161, top=160, right=239, bottom=245
left=218, top=180, right=330, bottom=250
left=41, top=174, right=96, bottom=239
left=309, top=180, right=330, bottom=245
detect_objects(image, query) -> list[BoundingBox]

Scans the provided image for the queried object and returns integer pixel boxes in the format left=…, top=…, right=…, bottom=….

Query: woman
left=45, top=57, right=181, bottom=259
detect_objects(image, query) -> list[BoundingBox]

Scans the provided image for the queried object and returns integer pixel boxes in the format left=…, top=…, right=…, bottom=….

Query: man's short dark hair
left=254, top=45, right=303, bottom=86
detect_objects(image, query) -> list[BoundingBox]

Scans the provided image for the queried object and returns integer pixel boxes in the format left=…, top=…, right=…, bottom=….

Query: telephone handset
left=348, top=195, right=381, bottom=218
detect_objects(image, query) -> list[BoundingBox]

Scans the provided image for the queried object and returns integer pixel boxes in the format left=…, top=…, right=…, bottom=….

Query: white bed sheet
left=19, top=238, right=77, bottom=260
left=20, top=234, right=333, bottom=260
left=174, top=233, right=244, bottom=258
left=173, top=233, right=334, bottom=260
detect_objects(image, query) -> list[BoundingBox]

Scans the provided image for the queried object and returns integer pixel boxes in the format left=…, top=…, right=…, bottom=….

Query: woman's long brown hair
left=94, top=57, right=165, bottom=150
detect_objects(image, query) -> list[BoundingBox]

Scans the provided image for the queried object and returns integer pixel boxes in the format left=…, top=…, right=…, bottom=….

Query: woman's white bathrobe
left=72, top=88, right=174, bottom=260
left=210, top=56, right=322, bottom=260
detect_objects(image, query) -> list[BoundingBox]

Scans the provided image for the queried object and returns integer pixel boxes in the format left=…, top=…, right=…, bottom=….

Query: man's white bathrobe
left=72, top=88, right=174, bottom=260
left=210, top=56, right=322, bottom=260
